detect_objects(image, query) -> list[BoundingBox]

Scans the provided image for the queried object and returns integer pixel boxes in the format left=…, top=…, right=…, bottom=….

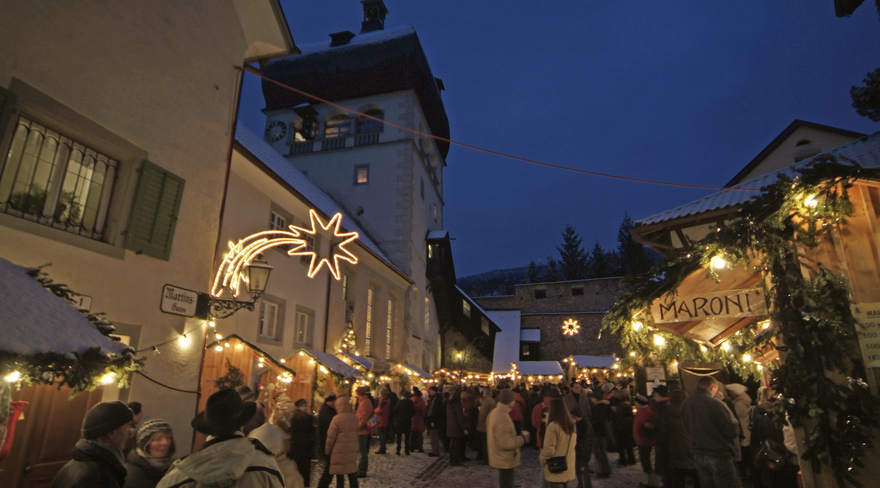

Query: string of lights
left=241, top=65, right=758, bottom=193
left=133, top=319, right=211, bottom=353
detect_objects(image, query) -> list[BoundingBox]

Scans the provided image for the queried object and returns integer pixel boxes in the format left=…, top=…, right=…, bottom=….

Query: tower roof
left=262, top=25, right=450, bottom=157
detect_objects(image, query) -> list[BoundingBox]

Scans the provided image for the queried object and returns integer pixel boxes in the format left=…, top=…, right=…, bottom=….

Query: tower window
left=355, top=165, right=369, bottom=185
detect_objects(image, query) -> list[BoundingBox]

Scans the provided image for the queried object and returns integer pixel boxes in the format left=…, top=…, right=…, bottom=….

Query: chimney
left=360, top=0, right=388, bottom=33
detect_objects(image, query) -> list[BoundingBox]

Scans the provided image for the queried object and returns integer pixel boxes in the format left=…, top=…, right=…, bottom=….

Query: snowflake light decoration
left=562, top=319, right=580, bottom=336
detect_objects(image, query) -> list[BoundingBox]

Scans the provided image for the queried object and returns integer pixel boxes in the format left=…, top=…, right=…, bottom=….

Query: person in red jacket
left=508, top=387, right=525, bottom=433
left=355, top=387, right=373, bottom=478
left=633, top=395, right=657, bottom=488
left=531, top=386, right=561, bottom=448
left=410, top=388, right=426, bottom=453
left=373, top=388, right=391, bottom=454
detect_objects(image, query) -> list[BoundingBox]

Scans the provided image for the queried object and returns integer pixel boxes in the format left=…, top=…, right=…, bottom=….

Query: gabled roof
left=234, top=123, right=412, bottom=284
left=725, top=120, right=864, bottom=187
left=636, top=132, right=880, bottom=228
left=262, top=25, right=450, bottom=158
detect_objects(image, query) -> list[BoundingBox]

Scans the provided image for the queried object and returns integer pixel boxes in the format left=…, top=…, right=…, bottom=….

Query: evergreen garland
left=602, top=157, right=880, bottom=487
left=0, top=265, right=142, bottom=396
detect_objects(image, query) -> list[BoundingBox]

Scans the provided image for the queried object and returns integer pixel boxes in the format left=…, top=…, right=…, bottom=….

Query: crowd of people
left=47, top=375, right=801, bottom=488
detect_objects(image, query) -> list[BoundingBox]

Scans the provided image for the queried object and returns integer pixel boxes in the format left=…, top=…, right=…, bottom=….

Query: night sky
left=238, top=1, right=880, bottom=278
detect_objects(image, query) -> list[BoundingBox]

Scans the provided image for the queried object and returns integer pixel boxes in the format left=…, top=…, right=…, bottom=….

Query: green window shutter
left=0, top=86, right=18, bottom=147
left=125, top=160, right=185, bottom=260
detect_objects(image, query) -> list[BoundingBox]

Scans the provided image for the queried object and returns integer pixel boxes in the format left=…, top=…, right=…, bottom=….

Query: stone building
left=475, top=278, right=624, bottom=369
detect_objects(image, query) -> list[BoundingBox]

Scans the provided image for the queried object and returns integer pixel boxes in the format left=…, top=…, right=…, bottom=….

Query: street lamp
left=203, top=258, right=273, bottom=319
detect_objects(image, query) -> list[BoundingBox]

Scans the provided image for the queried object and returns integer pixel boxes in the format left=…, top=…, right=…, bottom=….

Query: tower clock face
left=265, top=120, right=287, bottom=142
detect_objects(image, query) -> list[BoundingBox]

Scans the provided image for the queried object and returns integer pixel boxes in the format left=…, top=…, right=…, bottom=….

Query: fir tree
left=586, top=240, right=612, bottom=278
left=547, top=256, right=560, bottom=282
left=526, top=261, right=540, bottom=283
left=615, top=212, right=653, bottom=276
left=557, top=224, right=587, bottom=281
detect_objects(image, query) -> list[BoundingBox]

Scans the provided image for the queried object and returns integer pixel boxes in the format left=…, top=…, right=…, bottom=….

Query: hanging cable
left=135, top=370, right=200, bottom=394
left=241, top=65, right=757, bottom=193
left=134, top=320, right=206, bottom=353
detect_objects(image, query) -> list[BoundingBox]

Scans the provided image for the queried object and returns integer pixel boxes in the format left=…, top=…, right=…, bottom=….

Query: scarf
left=136, top=447, right=174, bottom=471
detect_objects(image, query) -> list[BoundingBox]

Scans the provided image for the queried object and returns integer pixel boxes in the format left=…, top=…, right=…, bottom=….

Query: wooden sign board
left=852, top=303, right=880, bottom=368
left=652, top=288, right=766, bottom=324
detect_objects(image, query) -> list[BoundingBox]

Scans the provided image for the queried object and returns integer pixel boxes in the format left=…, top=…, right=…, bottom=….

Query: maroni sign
left=651, top=289, right=766, bottom=323
left=160, top=284, right=198, bottom=317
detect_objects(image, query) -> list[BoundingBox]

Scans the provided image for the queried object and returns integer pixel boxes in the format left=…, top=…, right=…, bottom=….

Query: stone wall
left=442, top=327, right=493, bottom=373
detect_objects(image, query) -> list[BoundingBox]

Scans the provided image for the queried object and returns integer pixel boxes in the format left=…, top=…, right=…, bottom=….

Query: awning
left=521, top=329, right=540, bottom=343
left=338, top=351, right=373, bottom=371
left=396, top=363, right=434, bottom=379
left=206, top=333, right=296, bottom=376
left=569, top=355, right=618, bottom=369
left=299, top=349, right=364, bottom=379
left=514, top=361, right=564, bottom=377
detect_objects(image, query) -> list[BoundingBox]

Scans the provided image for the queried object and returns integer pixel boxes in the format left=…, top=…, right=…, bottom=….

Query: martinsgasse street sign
left=160, top=284, right=198, bottom=317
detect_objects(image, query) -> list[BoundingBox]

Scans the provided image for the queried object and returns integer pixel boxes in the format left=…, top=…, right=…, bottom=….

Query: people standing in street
left=563, top=382, right=591, bottom=420
left=633, top=394, right=657, bottom=488
left=725, top=383, right=753, bottom=483
left=664, top=389, right=700, bottom=488
left=487, top=388, right=529, bottom=488
left=589, top=390, right=612, bottom=478
left=123, top=419, right=175, bottom=488
left=393, top=391, right=415, bottom=455
left=157, top=389, right=284, bottom=488
left=317, top=393, right=337, bottom=461
left=539, top=399, right=577, bottom=488
left=570, top=406, right=593, bottom=488
left=477, top=387, right=497, bottom=465
left=317, top=395, right=360, bottom=488
left=410, top=388, right=426, bottom=453
left=373, top=388, right=391, bottom=454
left=651, top=384, right=672, bottom=487
left=446, top=389, right=468, bottom=466
left=680, top=376, right=740, bottom=488
left=51, top=401, right=133, bottom=488
left=610, top=388, right=636, bottom=466
left=426, top=386, right=443, bottom=457
left=354, top=387, right=372, bottom=478
left=288, top=398, right=317, bottom=486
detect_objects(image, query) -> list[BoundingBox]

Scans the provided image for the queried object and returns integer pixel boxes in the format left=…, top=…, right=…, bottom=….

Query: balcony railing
left=287, top=131, right=382, bottom=156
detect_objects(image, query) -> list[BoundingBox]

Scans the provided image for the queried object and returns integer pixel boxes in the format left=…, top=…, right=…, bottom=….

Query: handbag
left=366, top=413, right=379, bottom=429
left=754, top=438, right=788, bottom=471
left=546, top=431, right=573, bottom=474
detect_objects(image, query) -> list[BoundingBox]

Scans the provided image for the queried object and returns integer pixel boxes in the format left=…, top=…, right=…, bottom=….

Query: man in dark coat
left=393, top=391, right=416, bottom=455
left=589, top=390, right=613, bottom=478
left=51, top=401, right=133, bottom=488
left=446, top=389, right=468, bottom=466
left=288, top=398, right=318, bottom=486
left=681, top=376, right=740, bottom=488
left=317, top=393, right=337, bottom=461
left=426, top=386, right=444, bottom=457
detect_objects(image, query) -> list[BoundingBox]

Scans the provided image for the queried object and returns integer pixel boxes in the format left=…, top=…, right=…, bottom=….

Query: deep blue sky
left=238, top=1, right=880, bottom=278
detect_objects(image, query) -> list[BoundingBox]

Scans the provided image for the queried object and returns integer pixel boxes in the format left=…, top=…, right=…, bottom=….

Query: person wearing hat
left=317, top=393, right=338, bottom=462
left=51, top=401, right=133, bottom=488
left=354, top=386, right=372, bottom=478
left=156, top=389, right=283, bottom=488
left=123, top=419, right=175, bottom=488
left=487, top=388, right=529, bottom=488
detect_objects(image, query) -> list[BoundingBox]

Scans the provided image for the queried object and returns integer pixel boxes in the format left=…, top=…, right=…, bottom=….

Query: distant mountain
left=456, top=265, right=537, bottom=297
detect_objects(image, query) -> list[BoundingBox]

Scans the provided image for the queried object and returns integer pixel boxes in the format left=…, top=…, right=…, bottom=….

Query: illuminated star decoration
left=288, top=209, right=359, bottom=280
left=212, top=229, right=307, bottom=298
left=562, top=319, right=580, bottom=336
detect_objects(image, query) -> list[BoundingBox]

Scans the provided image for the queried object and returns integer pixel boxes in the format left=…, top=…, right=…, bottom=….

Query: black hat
left=236, top=385, right=256, bottom=401
left=652, top=385, right=669, bottom=397
left=191, top=389, right=257, bottom=436
left=82, top=401, right=133, bottom=440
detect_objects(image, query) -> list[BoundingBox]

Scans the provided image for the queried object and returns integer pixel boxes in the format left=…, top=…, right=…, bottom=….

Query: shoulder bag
left=546, top=430, right=573, bottom=474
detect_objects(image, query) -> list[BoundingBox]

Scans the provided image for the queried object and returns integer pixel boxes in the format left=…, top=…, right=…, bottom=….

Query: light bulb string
left=134, top=320, right=207, bottom=353
left=241, top=65, right=757, bottom=193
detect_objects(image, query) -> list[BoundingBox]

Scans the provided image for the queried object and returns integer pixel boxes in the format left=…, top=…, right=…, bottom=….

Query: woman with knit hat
left=123, top=419, right=175, bottom=488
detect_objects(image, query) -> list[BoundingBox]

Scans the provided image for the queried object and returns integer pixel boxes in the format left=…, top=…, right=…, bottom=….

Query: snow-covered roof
left=520, top=329, right=541, bottom=342
left=297, top=25, right=416, bottom=56
left=515, top=361, right=565, bottom=377
left=455, top=285, right=492, bottom=320
left=637, top=132, right=880, bottom=227
left=398, top=363, right=433, bottom=379
left=339, top=351, right=373, bottom=371
left=427, top=230, right=450, bottom=240
left=235, top=123, right=410, bottom=282
left=489, top=310, right=521, bottom=374
left=570, top=355, right=618, bottom=369
left=0, top=257, right=128, bottom=357
left=299, top=349, right=365, bottom=379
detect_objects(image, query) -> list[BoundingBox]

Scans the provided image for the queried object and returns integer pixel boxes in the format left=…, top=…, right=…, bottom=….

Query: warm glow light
left=562, top=319, right=580, bottom=336
left=654, top=335, right=666, bottom=347
left=288, top=209, right=359, bottom=280
left=3, top=371, right=21, bottom=383
left=178, top=334, right=190, bottom=346
left=757, top=364, right=764, bottom=371
left=100, top=372, right=117, bottom=385
left=280, top=358, right=285, bottom=363
left=215, top=333, right=222, bottom=340
left=743, top=354, right=752, bottom=362
left=722, top=342, right=732, bottom=351
left=299, top=351, right=305, bottom=356
left=630, top=351, right=636, bottom=357
left=236, top=343, right=243, bottom=349
left=208, top=320, right=216, bottom=328
left=215, top=345, right=223, bottom=351
left=632, top=321, right=643, bottom=331
left=804, top=194, right=819, bottom=208
left=710, top=255, right=727, bottom=270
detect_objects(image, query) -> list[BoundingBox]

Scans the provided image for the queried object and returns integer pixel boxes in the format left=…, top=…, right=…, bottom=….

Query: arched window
left=324, top=114, right=351, bottom=138
left=356, top=109, right=384, bottom=133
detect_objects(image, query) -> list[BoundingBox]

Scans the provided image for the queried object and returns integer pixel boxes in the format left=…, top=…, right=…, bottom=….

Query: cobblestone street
left=309, top=441, right=647, bottom=488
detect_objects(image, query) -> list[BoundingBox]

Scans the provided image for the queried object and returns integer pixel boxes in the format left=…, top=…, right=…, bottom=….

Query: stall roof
left=570, top=355, right=618, bottom=369
left=206, top=333, right=296, bottom=376
left=395, top=363, right=433, bottom=379
left=299, top=349, right=364, bottom=379
left=514, top=361, right=565, bottom=377
left=0, top=258, right=128, bottom=358
left=338, top=351, right=373, bottom=371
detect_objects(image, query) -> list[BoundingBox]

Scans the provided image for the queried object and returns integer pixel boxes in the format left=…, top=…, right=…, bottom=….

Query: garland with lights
left=602, top=157, right=880, bottom=487
left=1, top=266, right=142, bottom=396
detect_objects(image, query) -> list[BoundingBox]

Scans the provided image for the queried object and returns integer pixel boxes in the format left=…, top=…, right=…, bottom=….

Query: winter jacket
left=633, top=404, right=656, bottom=447
left=249, top=423, right=305, bottom=488
left=461, top=398, right=473, bottom=431
left=610, top=397, right=635, bottom=449
left=51, top=439, right=127, bottom=488
left=539, top=421, right=577, bottom=483
left=563, top=392, right=591, bottom=419
left=426, top=394, right=444, bottom=429
left=325, top=396, right=359, bottom=475
left=123, top=448, right=171, bottom=488
left=356, top=395, right=373, bottom=436
left=411, top=395, right=426, bottom=432
left=531, top=397, right=553, bottom=447
left=730, top=391, right=752, bottom=447
left=477, top=396, right=496, bottom=433
left=680, top=387, right=739, bottom=459
left=287, top=409, right=317, bottom=460
left=446, top=399, right=467, bottom=438
left=393, top=398, right=416, bottom=432
left=508, top=393, right=525, bottom=422
left=374, top=397, right=391, bottom=428
left=156, top=435, right=283, bottom=488
left=664, top=403, right=695, bottom=470
left=591, top=400, right=612, bottom=439
left=487, top=402, right=525, bottom=469
left=317, top=403, right=336, bottom=456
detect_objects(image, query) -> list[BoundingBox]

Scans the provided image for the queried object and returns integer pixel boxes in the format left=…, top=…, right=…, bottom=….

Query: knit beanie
left=136, top=419, right=173, bottom=451
left=498, top=389, right=515, bottom=405
left=82, top=401, right=133, bottom=440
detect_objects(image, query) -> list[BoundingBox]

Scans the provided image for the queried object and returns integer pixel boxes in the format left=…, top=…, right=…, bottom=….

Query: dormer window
left=324, top=114, right=351, bottom=138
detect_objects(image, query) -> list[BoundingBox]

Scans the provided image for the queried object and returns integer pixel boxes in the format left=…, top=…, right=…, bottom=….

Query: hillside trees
left=558, top=224, right=588, bottom=280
